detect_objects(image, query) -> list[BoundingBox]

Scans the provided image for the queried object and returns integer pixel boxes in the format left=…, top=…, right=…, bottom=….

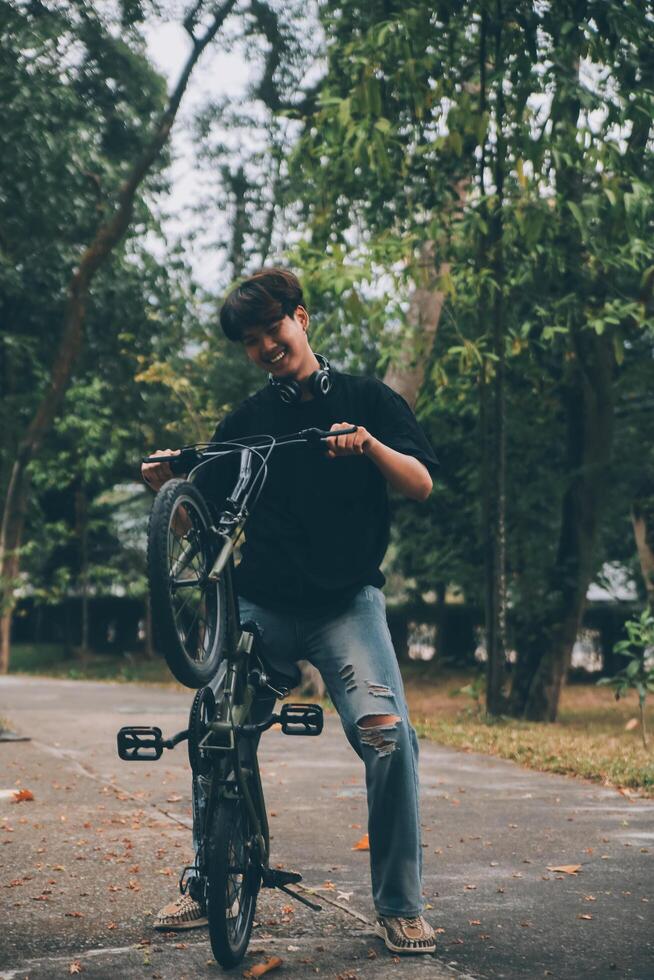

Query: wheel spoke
left=171, top=576, right=201, bottom=589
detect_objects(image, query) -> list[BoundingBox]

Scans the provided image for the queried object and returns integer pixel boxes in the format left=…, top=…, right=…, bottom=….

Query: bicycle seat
left=241, top=619, right=301, bottom=693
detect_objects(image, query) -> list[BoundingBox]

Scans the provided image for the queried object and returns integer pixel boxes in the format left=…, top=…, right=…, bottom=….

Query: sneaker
left=153, top=893, right=208, bottom=931
left=375, top=914, right=436, bottom=954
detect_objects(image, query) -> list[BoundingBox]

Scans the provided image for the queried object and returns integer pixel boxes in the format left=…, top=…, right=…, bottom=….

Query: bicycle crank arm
left=238, top=703, right=323, bottom=739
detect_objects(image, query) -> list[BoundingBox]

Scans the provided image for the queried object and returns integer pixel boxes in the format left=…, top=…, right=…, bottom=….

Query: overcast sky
left=144, top=18, right=251, bottom=287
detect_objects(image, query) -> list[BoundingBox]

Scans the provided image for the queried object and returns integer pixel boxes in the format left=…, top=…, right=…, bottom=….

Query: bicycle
left=116, top=426, right=356, bottom=967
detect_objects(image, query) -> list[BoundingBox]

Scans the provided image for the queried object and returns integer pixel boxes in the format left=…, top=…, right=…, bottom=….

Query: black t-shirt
left=195, top=371, right=438, bottom=613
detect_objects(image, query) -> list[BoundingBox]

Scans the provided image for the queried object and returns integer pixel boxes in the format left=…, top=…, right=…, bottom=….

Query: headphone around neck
left=268, top=353, right=333, bottom=406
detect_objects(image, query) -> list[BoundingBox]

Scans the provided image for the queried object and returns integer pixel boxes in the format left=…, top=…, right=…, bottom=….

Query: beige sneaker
left=375, top=914, right=436, bottom=954
left=153, top=893, right=208, bottom=930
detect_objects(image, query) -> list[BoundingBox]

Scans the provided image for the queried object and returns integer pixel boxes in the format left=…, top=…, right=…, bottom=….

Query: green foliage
left=449, top=672, right=486, bottom=718
left=598, top=609, right=654, bottom=747
left=0, top=1, right=208, bottom=613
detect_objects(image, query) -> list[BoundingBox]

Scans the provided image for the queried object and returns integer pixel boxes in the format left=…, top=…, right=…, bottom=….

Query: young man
left=142, top=268, right=438, bottom=954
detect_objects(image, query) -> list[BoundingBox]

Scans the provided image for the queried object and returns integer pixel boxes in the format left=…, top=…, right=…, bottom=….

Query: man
left=142, top=268, right=438, bottom=954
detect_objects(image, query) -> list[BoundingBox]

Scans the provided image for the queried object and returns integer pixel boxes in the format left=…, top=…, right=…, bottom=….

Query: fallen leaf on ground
left=166, top=794, right=182, bottom=803
left=69, top=962, right=83, bottom=974
left=65, top=911, right=84, bottom=918
left=243, top=955, right=283, bottom=978
left=547, top=864, right=581, bottom=875
left=577, top=914, right=593, bottom=920
left=12, top=789, right=34, bottom=803
left=352, top=833, right=369, bottom=851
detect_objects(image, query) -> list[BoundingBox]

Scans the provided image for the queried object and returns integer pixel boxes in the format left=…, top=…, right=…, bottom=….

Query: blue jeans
left=193, top=585, right=423, bottom=917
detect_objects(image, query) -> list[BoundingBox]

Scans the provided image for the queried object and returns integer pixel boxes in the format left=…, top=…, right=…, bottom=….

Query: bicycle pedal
left=279, top=703, right=323, bottom=736
left=117, top=726, right=164, bottom=761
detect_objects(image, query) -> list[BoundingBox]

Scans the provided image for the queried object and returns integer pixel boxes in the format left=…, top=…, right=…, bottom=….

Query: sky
left=144, top=18, right=251, bottom=287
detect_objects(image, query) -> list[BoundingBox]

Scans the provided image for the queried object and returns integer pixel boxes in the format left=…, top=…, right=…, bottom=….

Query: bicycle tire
left=188, top=686, right=215, bottom=776
left=148, top=479, right=227, bottom=688
left=207, top=796, right=259, bottom=967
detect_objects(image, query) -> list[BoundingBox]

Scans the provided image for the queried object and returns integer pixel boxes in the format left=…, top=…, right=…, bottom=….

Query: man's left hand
left=325, top=422, right=374, bottom=458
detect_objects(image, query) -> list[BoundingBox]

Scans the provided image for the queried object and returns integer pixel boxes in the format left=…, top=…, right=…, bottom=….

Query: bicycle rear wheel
left=148, top=479, right=226, bottom=688
left=207, top=796, right=260, bottom=967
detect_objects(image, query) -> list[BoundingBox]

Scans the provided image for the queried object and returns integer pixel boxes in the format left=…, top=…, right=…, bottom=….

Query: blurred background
left=2, top=1, right=653, bottom=787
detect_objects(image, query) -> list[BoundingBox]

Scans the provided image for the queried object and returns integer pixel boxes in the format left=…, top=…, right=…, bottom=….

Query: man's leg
left=304, top=586, right=434, bottom=953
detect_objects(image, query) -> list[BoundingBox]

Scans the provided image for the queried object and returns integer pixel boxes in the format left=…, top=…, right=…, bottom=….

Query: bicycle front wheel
left=207, top=796, right=259, bottom=968
left=147, top=479, right=226, bottom=688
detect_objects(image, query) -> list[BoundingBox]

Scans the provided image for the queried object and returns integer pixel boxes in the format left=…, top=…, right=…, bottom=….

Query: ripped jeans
left=192, top=585, right=423, bottom=918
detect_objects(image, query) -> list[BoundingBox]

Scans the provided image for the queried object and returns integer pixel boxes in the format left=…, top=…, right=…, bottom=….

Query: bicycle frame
left=197, top=605, right=271, bottom=874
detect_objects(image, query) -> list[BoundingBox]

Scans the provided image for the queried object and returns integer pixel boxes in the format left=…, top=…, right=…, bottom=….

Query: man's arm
left=326, top=422, right=433, bottom=502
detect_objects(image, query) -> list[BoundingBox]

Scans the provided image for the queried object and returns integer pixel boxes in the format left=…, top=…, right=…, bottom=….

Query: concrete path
left=0, top=676, right=652, bottom=980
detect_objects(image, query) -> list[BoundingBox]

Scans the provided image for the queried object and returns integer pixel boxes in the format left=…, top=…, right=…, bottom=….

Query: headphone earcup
left=274, top=379, right=302, bottom=404
left=269, top=353, right=332, bottom=404
left=310, top=368, right=332, bottom=398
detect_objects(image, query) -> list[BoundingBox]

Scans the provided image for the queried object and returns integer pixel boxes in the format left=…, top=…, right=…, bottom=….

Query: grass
left=9, top=644, right=654, bottom=794
left=9, top=643, right=178, bottom=686
left=403, top=665, right=654, bottom=796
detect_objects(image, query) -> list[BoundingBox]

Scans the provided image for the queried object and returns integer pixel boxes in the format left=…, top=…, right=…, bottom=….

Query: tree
left=271, top=1, right=654, bottom=720
left=1, top=0, right=239, bottom=671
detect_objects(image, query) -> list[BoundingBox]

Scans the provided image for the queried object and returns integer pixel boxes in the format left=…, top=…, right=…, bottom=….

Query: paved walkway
left=0, top=676, right=652, bottom=979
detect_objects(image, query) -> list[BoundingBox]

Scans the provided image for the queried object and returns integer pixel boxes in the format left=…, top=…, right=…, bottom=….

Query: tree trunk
left=485, top=1, right=507, bottom=716
left=509, top=6, right=601, bottom=721
left=521, top=331, right=614, bottom=720
left=0, top=460, right=31, bottom=672
left=0, top=0, right=238, bottom=673
left=632, top=496, right=654, bottom=611
left=383, top=243, right=449, bottom=410
left=75, top=485, right=90, bottom=662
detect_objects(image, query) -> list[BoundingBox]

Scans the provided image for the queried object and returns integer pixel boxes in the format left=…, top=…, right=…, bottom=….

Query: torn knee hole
left=358, top=714, right=401, bottom=728
left=357, top=714, right=401, bottom=757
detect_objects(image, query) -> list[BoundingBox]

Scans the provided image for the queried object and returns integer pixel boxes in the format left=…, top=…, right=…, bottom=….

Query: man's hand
left=326, top=422, right=432, bottom=500
left=325, top=422, right=372, bottom=458
left=141, top=449, right=182, bottom=492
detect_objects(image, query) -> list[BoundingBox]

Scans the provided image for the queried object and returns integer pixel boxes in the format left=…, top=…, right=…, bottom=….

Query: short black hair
left=219, top=268, right=306, bottom=341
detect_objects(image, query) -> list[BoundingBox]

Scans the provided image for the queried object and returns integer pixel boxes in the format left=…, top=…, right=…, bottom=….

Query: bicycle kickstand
left=260, top=867, right=323, bottom=912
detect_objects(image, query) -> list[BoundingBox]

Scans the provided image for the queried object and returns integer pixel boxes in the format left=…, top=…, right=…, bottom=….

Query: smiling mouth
left=266, top=350, right=287, bottom=365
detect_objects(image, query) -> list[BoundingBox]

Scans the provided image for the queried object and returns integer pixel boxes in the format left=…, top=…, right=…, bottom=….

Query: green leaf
left=567, top=201, right=585, bottom=230
left=448, top=131, right=463, bottom=156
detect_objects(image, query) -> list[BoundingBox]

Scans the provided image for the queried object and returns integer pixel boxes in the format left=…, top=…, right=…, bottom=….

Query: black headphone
left=269, top=353, right=333, bottom=405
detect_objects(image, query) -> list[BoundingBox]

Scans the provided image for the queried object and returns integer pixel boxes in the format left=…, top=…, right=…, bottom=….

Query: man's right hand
left=141, top=449, right=182, bottom=492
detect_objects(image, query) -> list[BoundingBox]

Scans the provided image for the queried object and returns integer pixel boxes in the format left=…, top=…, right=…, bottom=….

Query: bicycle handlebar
left=142, top=426, right=358, bottom=472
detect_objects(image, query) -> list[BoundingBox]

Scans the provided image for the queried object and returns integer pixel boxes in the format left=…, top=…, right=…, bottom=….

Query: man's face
left=241, top=306, right=312, bottom=379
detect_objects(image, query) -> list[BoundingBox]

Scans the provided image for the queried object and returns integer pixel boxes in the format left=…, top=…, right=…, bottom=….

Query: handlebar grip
left=142, top=449, right=200, bottom=475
